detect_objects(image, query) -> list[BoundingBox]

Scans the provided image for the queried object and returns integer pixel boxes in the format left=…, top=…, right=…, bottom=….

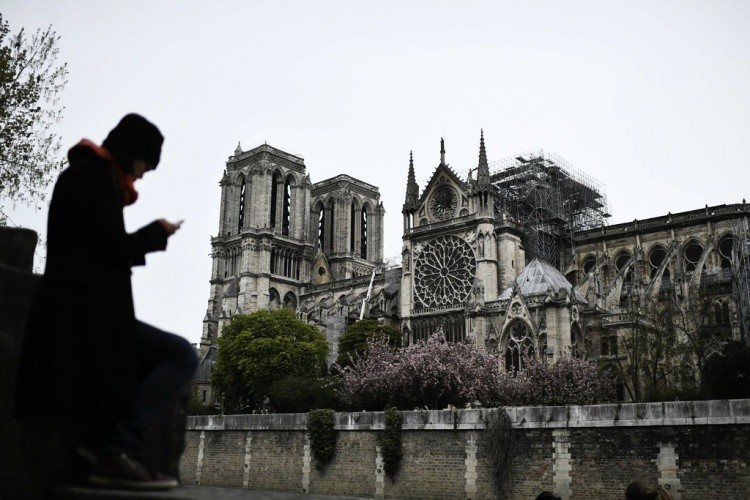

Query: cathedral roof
left=499, top=258, right=586, bottom=303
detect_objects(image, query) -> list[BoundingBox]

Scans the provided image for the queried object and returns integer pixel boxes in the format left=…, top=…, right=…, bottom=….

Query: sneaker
left=87, top=452, right=178, bottom=491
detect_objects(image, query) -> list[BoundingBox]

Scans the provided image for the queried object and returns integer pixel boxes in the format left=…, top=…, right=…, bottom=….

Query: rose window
left=428, top=185, right=458, bottom=221
left=414, top=235, right=476, bottom=308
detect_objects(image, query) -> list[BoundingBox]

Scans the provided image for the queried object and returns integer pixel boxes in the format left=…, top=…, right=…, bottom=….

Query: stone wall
left=179, top=400, right=750, bottom=500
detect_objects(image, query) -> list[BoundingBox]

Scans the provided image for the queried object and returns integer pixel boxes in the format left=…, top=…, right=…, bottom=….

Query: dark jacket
left=15, top=144, right=168, bottom=424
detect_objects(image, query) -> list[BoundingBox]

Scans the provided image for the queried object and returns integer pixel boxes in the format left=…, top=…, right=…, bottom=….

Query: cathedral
left=193, top=133, right=750, bottom=405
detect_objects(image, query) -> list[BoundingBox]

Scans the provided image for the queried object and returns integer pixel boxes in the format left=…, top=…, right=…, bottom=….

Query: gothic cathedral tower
left=200, top=143, right=314, bottom=351
left=199, top=142, right=387, bottom=356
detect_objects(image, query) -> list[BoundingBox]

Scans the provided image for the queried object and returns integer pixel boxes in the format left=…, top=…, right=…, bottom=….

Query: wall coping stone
left=187, top=399, right=750, bottom=431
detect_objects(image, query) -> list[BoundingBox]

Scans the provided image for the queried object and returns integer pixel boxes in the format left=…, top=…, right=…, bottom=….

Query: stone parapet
left=187, top=399, right=750, bottom=432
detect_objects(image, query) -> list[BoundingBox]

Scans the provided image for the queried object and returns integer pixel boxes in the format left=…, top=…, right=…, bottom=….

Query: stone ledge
left=186, top=399, right=750, bottom=431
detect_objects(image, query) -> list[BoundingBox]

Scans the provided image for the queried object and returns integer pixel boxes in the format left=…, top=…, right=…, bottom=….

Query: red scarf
left=69, top=139, right=138, bottom=206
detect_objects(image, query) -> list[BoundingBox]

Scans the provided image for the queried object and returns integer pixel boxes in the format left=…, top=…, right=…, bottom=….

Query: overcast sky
left=4, top=0, right=749, bottom=345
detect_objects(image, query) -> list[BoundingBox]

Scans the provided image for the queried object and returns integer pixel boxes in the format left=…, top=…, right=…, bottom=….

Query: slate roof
left=499, top=258, right=587, bottom=303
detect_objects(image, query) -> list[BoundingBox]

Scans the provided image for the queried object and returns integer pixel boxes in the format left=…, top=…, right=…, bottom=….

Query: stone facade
left=195, top=136, right=750, bottom=405
left=178, top=401, right=750, bottom=499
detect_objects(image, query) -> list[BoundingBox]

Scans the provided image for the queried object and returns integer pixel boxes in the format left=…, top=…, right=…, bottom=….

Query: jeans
left=101, top=320, right=198, bottom=458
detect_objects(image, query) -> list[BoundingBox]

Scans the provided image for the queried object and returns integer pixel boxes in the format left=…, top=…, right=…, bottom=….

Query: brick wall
left=179, top=400, right=750, bottom=500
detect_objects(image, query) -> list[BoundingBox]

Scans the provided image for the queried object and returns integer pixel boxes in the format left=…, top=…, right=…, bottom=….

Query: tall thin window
left=270, top=173, right=279, bottom=228
left=360, top=207, right=368, bottom=259
left=282, top=178, right=291, bottom=236
left=318, top=207, right=325, bottom=251
left=616, top=252, right=633, bottom=307
left=238, top=178, right=246, bottom=232
left=350, top=203, right=356, bottom=253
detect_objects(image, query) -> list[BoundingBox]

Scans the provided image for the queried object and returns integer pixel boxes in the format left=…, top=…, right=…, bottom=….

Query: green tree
left=336, top=319, right=401, bottom=368
left=212, top=309, right=328, bottom=413
left=0, top=14, right=68, bottom=207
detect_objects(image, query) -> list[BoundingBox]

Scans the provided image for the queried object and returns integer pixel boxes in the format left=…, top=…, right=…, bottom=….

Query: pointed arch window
left=615, top=252, right=633, bottom=307
left=719, top=234, right=734, bottom=269
left=505, top=321, right=534, bottom=372
left=282, top=178, right=291, bottom=236
left=684, top=241, right=704, bottom=274
left=238, top=178, right=246, bottom=232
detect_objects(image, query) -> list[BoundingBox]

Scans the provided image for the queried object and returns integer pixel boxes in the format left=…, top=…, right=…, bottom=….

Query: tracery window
left=615, top=251, right=633, bottom=307
left=683, top=240, right=703, bottom=273
left=649, top=245, right=671, bottom=293
left=505, top=321, right=534, bottom=372
left=719, top=234, right=734, bottom=269
left=413, top=235, right=476, bottom=308
left=649, top=246, right=667, bottom=279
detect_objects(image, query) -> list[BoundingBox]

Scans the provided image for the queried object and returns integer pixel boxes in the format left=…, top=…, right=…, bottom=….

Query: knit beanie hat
left=102, top=113, right=164, bottom=170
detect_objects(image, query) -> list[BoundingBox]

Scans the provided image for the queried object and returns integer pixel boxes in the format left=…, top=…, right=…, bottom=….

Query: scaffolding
left=732, top=218, right=750, bottom=343
left=488, top=149, right=610, bottom=269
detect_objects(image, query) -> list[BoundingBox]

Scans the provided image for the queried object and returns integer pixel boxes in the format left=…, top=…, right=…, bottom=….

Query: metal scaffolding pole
left=488, top=149, right=610, bottom=270
left=732, top=218, right=750, bottom=343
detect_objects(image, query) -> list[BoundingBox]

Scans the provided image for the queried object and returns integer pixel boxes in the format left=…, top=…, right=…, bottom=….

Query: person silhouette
left=15, top=114, right=198, bottom=490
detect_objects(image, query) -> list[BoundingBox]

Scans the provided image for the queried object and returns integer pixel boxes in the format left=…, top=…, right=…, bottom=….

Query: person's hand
left=158, top=219, right=183, bottom=236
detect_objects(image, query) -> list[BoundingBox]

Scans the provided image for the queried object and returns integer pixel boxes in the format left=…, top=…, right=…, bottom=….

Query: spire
left=403, top=150, right=419, bottom=213
left=478, top=129, right=488, bottom=170
left=234, top=142, right=243, bottom=156
left=477, top=129, right=491, bottom=191
left=440, top=137, right=446, bottom=166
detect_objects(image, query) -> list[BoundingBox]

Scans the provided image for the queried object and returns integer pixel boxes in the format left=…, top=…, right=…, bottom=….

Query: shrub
left=267, top=375, right=340, bottom=413
left=380, top=407, right=403, bottom=481
left=307, top=409, right=337, bottom=470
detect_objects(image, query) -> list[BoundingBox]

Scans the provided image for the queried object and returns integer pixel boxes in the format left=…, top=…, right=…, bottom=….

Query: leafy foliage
left=212, top=309, right=329, bottom=413
left=187, top=390, right=220, bottom=416
left=380, top=407, right=403, bottom=481
left=0, top=14, right=68, bottom=207
left=701, top=341, right=750, bottom=399
left=336, top=319, right=401, bottom=369
left=307, top=409, right=337, bottom=470
left=267, top=375, right=339, bottom=413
